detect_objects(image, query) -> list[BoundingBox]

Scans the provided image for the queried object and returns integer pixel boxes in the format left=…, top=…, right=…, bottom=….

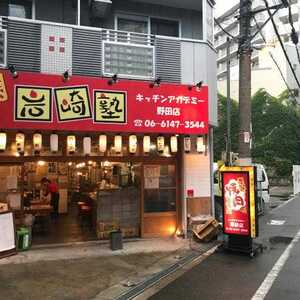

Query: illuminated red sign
left=0, top=71, right=208, bottom=134
left=222, top=171, right=250, bottom=236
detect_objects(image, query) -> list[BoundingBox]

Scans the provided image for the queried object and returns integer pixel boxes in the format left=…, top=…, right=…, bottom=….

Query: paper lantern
left=184, top=136, right=191, bottom=153
left=0, top=132, right=7, bottom=151
left=99, top=135, right=107, bottom=153
left=50, top=133, right=58, bottom=152
left=157, top=135, right=165, bottom=153
left=114, top=135, right=122, bottom=153
left=16, top=132, right=25, bottom=153
left=143, top=136, right=151, bottom=153
left=67, top=135, right=76, bottom=154
left=129, top=135, right=137, bottom=154
left=83, top=136, right=91, bottom=155
left=197, top=136, right=205, bottom=153
left=33, top=132, right=42, bottom=154
left=170, top=135, right=178, bottom=153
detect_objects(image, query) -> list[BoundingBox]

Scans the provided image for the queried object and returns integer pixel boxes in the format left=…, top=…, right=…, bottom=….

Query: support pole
left=226, top=37, right=232, bottom=165
left=238, top=0, right=252, bottom=165
left=77, top=0, right=81, bottom=26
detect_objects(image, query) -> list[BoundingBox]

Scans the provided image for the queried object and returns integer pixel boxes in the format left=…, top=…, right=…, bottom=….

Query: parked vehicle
left=213, top=163, right=270, bottom=221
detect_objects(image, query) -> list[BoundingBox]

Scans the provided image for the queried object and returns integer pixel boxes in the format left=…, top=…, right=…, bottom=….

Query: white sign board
left=0, top=212, right=16, bottom=255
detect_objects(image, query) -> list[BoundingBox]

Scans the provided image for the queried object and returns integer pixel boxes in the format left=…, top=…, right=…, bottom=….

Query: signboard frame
left=220, top=165, right=258, bottom=239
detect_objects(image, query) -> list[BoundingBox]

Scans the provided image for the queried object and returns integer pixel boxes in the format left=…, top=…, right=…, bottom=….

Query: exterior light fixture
left=129, top=135, right=138, bottom=154
left=16, top=132, right=25, bottom=154
left=157, top=135, right=165, bottom=153
left=150, top=77, right=161, bottom=88
left=37, top=160, right=46, bottom=166
left=62, top=70, right=70, bottom=82
left=8, top=64, right=18, bottom=79
left=33, top=132, right=42, bottom=155
left=83, top=136, right=91, bottom=156
left=188, top=81, right=203, bottom=91
left=196, top=136, right=205, bottom=153
left=184, top=135, right=191, bottom=153
left=108, top=74, right=118, bottom=85
left=67, top=135, right=76, bottom=154
left=50, top=133, right=58, bottom=152
left=0, top=132, right=7, bottom=151
left=114, top=134, right=122, bottom=153
left=170, top=135, right=178, bottom=153
left=196, top=81, right=203, bottom=90
left=99, top=134, right=107, bottom=153
left=143, top=136, right=151, bottom=154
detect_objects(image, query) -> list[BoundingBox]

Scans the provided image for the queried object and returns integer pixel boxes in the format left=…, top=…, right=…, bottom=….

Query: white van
left=213, top=163, right=270, bottom=219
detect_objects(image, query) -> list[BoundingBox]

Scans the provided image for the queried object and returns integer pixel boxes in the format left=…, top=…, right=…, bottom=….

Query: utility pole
left=226, top=37, right=232, bottom=166
left=238, top=0, right=252, bottom=165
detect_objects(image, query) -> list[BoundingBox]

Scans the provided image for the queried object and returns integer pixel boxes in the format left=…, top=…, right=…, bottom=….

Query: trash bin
left=16, top=227, right=31, bottom=251
left=110, top=229, right=123, bottom=251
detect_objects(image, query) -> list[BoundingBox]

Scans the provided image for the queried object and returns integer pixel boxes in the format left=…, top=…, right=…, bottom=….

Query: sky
left=215, top=0, right=239, bottom=17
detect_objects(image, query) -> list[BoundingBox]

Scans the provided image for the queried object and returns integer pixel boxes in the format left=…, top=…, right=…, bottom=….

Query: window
left=144, top=165, right=176, bottom=213
left=116, top=14, right=180, bottom=38
left=117, top=17, right=148, bottom=34
left=8, top=0, right=32, bottom=19
left=150, top=18, right=179, bottom=37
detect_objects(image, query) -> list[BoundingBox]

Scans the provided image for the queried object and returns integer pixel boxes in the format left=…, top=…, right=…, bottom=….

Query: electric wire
left=252, top=15, right=297, bottom=103
left=286, top=1, right=300, bottom=64
left=214, top=17, right=238, bottom=40
left=263, top=0, right=300, bottom=90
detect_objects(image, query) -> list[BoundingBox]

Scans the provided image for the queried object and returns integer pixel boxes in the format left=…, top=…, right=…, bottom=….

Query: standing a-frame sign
left=0, top=211, right=16, bottom=258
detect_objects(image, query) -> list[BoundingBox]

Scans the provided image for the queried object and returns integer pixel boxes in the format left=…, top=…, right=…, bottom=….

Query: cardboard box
left=192, top=218, right=221, bottom=242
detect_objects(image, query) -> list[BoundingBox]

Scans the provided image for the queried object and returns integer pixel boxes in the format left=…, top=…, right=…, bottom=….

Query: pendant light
left=143, top=136, right=151, bottom=154
left=16, top=132, right=25, bottom=154
left=196, top=136, right=205, bottom=153
left=184, top=135, right=191, bottom=153
left=83, top=136, right=91, bottom=155
left=67, top=135, right=76, bottom=154
left=170, top=135, right=178, bottom=153
left=50, top=133, right=58, bottom=152
left=114, top=134, right=122, bottom=153
left=129, top=135, right=137, bottom=154
left=157, top=135, right=165, bottom=153
left=99, top=134, right=107, bottom=153
left=33, top=132, right=42, bottom=154
left=0, top=132, right=7, bottom=151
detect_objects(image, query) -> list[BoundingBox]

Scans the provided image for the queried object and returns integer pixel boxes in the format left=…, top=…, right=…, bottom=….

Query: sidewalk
left=0, top=237, right=216, bottom=300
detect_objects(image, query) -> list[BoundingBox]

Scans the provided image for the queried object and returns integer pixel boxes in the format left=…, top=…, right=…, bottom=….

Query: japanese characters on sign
left=15, top=86, right=52, bottom=121
left=221, top=166, right=257, bottom=238
left=94, top=91, right=126, bottom=123
left=0, top=73, right=8, bottom=102
left=2, top=71, right=209, bottom=135
left=54, top=86, right=91, bottom=121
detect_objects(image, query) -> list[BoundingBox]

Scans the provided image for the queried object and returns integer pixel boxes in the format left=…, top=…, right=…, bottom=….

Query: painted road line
left=272, top=196, right=296, bottom=212
left=251, top=228, right=300, bottom=300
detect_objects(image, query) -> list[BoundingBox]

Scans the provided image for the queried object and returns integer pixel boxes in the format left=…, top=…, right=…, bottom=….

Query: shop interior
left=0, top=132, right=192, bottom=244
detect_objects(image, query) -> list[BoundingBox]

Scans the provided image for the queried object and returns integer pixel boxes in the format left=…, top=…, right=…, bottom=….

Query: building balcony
left=278, top=5, right=299, bottom=24
left=0, top=16, right=216, bottom=86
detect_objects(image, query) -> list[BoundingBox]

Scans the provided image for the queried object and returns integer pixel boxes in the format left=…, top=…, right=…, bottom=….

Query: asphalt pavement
left=149, top=190, right=300, bottom=300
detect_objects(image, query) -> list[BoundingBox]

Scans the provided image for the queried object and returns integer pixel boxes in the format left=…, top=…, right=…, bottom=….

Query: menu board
left=0, top=212, right=16, bottom=257
left=144, top=165, right=160, bottom=189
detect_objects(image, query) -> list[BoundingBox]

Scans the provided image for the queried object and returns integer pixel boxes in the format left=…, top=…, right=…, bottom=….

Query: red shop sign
left=0, top=71, right=208, bottom=134
left=222, top=171, right=250, bottom=236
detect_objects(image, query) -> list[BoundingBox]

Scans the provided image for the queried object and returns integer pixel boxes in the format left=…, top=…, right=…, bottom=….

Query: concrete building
left=0, top=0, right=217, bottom=244
left=215, top=0, right=300, bottom=101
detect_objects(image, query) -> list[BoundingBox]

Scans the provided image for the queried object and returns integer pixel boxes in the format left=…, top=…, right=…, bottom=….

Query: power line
left=252, top=15, right=297, bottom=103
left=263, top=0, right=300, bottom=90
left=214, top=17, right=238, bottom=40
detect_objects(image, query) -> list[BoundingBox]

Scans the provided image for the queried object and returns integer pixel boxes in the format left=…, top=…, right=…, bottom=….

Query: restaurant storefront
left=0, top=70, right=209, bottom=244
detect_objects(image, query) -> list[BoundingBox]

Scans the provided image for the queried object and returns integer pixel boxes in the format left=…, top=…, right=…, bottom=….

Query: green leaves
left=215, top=89, right=300, bottom=178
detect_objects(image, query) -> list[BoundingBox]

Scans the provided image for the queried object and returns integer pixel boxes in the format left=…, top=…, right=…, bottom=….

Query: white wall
left=181, top=41, right=218, bottom=126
